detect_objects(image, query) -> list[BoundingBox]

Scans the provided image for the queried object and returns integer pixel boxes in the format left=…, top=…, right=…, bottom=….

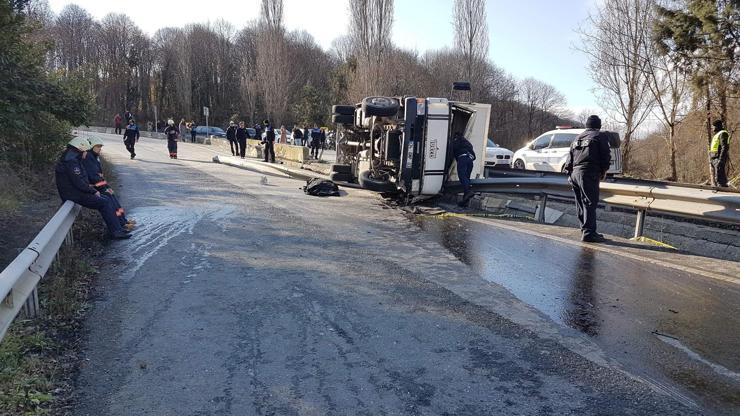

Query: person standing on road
left=709, top=119, right=731, bottom=188
left=226, top=121, right=238, bottom=156
left=164, top=119, right=180, bottom=159
left=236, top=121, right=249, bottom=159
left=83, top=136, right=135, bottom=231
left=310, top=125, right=322, bottom=159
left=262, top=119, right=276, bottom=163
left=114, top=113, right=123, bottom=135
left=292, top=126, right=303, bottom=146
left=55, top=137, right=131, bottom=240
left=124, top=109, right=133, bottom=123
left=279, top=125, right=287, bottom=144
left=452, top=131, right=476, bottom=207
left=564, top=115, right=611, bottom=243
left=122, top=118, right=140, bottom=160
left=190, top=122, right=197, bottom=143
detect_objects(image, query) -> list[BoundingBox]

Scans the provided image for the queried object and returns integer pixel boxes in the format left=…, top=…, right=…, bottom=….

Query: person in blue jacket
left=82, top=136, right=135, bottom=231
left=55, top=137, right=131, bottom=239
left=122, top=118, right=140, bottom=159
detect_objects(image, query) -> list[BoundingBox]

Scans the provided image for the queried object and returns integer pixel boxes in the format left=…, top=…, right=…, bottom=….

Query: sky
left=47, top=0, right=602, bottom=116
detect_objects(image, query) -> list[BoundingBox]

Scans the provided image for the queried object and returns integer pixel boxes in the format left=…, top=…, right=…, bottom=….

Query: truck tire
left=362, top=97, right=400, bottom=117
left=332, top=114, right=354, bottom=124
left=359, top=170, right=397, bottom=193
left=329, top=172, right=352, bottom=182
left=331, top=164, right=352, bottom=174
left=332, top=105, right=355, bottom=116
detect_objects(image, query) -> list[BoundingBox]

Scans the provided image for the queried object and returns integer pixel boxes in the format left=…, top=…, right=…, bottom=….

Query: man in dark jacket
left=564, top=115, right=611, bottom=243
left=262, top=119, right=276, bottom=163
left=190, top=123, right=197, bottom=143
left=292, top=126, right=304, bottom=146
left=82, top=136, right=135, bottom=231
left=709, top=119, right=731, bottom=188
left=122, top=118, right=140, bottom=159
left=55, top=137, right=130, bottom=239
left=452, top=132, right=476, bottom=207
left=164, top=119, right=179, bottom=159
left=226, top=121, right=238, bottom=156
left=236, top=121, right=249, bottom=159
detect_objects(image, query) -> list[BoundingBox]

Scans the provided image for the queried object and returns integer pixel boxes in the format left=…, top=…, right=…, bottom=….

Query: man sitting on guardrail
left=564, top=115, right=611, bottom=243
left=83, top=136, right=136, bottom=231
left=55, top=137, right=131, bottom=240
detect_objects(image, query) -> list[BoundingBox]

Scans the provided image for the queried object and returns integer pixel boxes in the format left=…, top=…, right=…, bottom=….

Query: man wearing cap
left=262, top=119, right=276, bottom=163
left=164, top=119, right=179, bottom=159
left=83, top=136, right=135, bottom=231
left=226, top=121, right=238, bottom=156
left=55, top=137, right=131, bottom=239
left=709, top=119, right=731, bottom=188
left=564, top=115, right=611, bottom=243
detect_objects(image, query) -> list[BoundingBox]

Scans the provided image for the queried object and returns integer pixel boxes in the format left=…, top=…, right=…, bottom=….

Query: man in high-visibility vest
left=709, top=120, right=731, bottom=188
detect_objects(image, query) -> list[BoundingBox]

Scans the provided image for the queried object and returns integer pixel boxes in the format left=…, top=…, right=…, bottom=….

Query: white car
left=511, top=128, right=623, bottom=174
left=485, top=139, right=513, bottom=169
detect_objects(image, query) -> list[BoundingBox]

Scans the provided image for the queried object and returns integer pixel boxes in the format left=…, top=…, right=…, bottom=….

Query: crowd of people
left=114, top=111, right=333, bottom=163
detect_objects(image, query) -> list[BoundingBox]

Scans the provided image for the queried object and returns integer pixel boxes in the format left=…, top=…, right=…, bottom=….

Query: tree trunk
left=668, top=124, right=677, bottom=181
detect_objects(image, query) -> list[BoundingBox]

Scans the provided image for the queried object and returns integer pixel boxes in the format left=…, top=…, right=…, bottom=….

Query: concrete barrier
left=211, top=138, right=309, bottom=162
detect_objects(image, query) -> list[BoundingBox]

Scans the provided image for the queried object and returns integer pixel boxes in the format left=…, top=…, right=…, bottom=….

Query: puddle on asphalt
left=109, top=204, right=235, bottom=281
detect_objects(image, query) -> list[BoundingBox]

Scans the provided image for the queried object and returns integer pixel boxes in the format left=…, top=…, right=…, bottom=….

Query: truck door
left=420, top=98, right=451, bottom=195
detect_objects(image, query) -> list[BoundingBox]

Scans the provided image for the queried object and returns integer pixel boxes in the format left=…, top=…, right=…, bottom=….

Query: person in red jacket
left=114, top=113, right=123, bottom=134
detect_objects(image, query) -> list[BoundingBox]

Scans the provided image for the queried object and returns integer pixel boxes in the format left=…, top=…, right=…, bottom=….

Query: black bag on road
left=303, top=178, right=340, bottom=197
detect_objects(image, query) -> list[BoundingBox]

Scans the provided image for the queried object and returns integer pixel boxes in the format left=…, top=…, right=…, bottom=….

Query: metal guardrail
left=0, top=201, right=80, bottom=341
left=448, top=171, right=740, bottom=238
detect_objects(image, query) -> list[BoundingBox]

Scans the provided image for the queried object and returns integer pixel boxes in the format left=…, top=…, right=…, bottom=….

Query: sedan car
left=485, top=139, right=513, bottom=169
left=193, top=126, right=227, bottom=138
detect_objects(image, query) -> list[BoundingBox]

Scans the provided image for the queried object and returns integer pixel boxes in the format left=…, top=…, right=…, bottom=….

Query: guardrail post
left=21, top=287, right=39, bottom=319
left=634, top=209, right=646, bottom=239
left=536, top=194, right=548, bottom=223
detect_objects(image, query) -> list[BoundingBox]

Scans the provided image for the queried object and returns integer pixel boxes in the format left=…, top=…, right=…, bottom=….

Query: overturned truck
left=330, top=90, right=491, bottom=202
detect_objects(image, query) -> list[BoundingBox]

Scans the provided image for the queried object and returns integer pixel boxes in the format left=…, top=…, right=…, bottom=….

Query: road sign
left=203, top=106, right=209, bottom=117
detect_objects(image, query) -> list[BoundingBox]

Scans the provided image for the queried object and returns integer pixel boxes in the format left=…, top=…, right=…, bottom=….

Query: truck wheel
left=329, top=172, right=352, bottom=182
left=362, top=97, right=400, bottom=117
left=332, top=105, right=355, bottom=116
left=332, top=114, right=354, bottom=125
left=359, top=170, right=397, bottom=193
left=513, top=159, right=525, bottom=170
left=331, top=164, right=352, bottom=174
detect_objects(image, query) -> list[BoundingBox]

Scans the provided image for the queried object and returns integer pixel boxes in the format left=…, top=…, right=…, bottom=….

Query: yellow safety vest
left=709, top=130, right=730, bottom=153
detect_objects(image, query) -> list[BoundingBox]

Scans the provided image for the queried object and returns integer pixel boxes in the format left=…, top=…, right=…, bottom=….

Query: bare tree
left=453, top=0, right=488, bottom=98
left=518, top=77, right=567, bottom=138
left=348, top=0, right=394, bottom=97
left=579, top=0, right=655, bottom=172
left=256, top=0, right=290, bottom=122
left=642, top=35, right=690, bottom=181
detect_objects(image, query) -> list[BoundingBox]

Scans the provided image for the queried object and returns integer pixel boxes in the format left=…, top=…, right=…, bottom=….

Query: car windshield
left=487, top=139, right=498, bottom=147
left=209, top=127, right=225, bottom=134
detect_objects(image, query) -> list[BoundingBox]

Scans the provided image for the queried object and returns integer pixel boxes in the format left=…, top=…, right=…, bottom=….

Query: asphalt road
left=72, top=134, right=728, bottom=415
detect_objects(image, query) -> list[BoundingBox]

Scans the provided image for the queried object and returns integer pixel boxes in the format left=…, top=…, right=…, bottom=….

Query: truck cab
left=331, top=95, right=491, bottom=199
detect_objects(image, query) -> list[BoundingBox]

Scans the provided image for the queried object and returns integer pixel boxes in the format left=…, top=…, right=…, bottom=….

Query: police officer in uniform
left=55, top=137, right=131, bottom=239
left=564, top=115, right=611, bottom=243
left=452, top=131, right=476, bottom=207
left=262, top=119, right=276, bottom=163
left=164, top=119, right=179, bottom=159
left=709, top=120, right=731, bottom=188
left=226, top=121, right=238, bottom=156
left=122, top=118, right=140, bottom=159
left=83, top=136, right=135, bottom=231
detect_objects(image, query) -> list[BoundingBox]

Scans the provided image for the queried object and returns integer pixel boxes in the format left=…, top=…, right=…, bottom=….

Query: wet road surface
left=415, top=211, right=740, bottom=414
left=71, top=134, right=720, bottom=415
